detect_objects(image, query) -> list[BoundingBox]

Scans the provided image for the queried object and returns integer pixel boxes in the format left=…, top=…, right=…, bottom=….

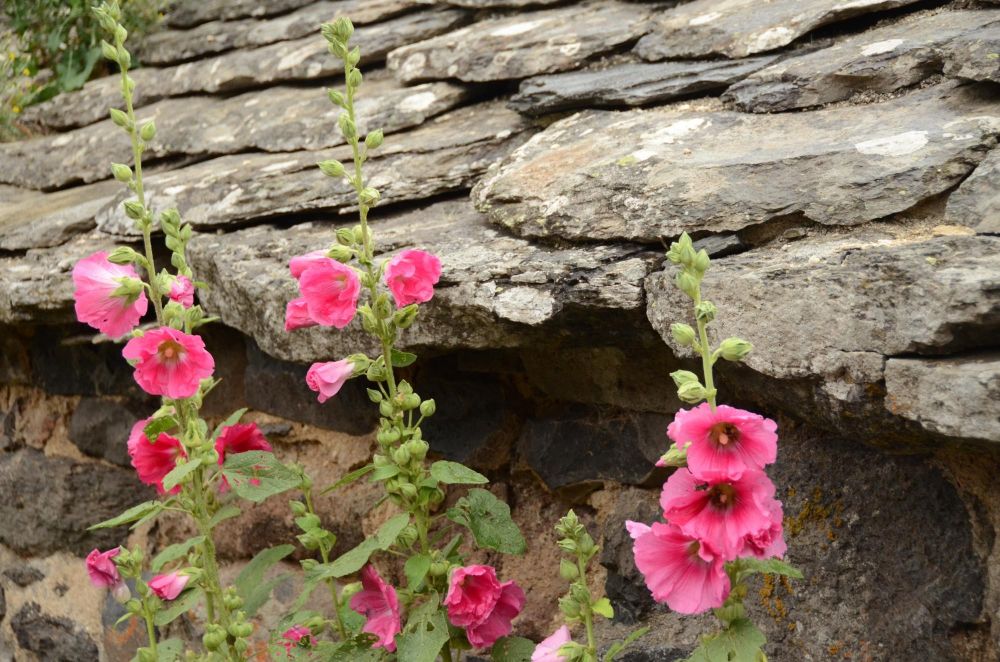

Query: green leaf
left=154, top=589, right=202, bottom=626
left=687, top=620, right=766, bottom=662
left=235, top=544, right=295, bottom=610
left=592, top=597, right=614, bottom=619
left=390, top=349, right=417, bottom=367
left=396, top=607, right=449, bottom=662
left=222, top=451, right=302, bottom=503
left=211, top=407, right=248, bottom=442
left=152, top=537, right=205, bottom=572
left=429, top=461, right=488, bottom=486
left=371, top=465, right=400, bottom=481
left=161, top=457, right=202, bottom=492
left=447, top=489, right=526, bottom=555
left=404, top=554, right=431, bottom=590
left=491, top=636, right=536, bottom=662
left=728, top=558, right=803, bottom=585
left=603, top=626, right=649, bottom=662
left=310, top=514, right=410, bottom=580
left=321, top=464, right=375, bottom=494
left=244, top=573, right=292, bottom=618
left=207, top=504, right=242, bottom=528
left=89, top=501, right=162, bottom=531
left=156, top=637, right=184, bottom=662
left=143, top=415, right=178, bottom=440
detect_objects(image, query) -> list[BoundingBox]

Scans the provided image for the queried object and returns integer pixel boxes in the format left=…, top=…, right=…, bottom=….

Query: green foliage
left=151, top=536, right=204, bottom=572
left=603, top=627, right=650, bottom=662
left=687, top=620, right=766, bottom=662
left=321, top=463, right=375, bottom=494
left=491, top=636, right=537, bottom=662
left=222, top=450, right=302, bottom=502
left=154, top=588, right=202, bottom=626
left=447, top=488, right=526, bottom=555
left=429, top=460, right=488, bottom=486
left=88, top=500, right=162, bottom=530
left=235, top=545, right=295, bottom=618
left=727, top=558, right=803, bottom=585
left=395, top=600, right=450, bottom=662
left=308, top=514, right=409, bottom=580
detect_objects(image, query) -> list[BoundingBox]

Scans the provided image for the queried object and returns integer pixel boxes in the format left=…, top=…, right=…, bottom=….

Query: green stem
left=694, top=287, right=716, bottom=410
left=577, top=556, right=596, bottom=658
left=143, top=603, right=158, bottom=656
left=304, top=489, right=348, bottom=640
left=441, top=642, right=453, bottom=662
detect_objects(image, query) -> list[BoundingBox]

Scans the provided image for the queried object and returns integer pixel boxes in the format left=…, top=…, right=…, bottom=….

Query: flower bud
left=333, top=16, right=354, bottom=42
left=403, top=394, right=421, bottom=411
left=289, top=500, right=307, bottom=516
left=347, top=48, right=362, bottom=69
left=318, top=159, right=346, bottom=178
left=394, top=304, right=419, bottom=329
left=327, top=89, right=345, bottom=107
left=670, top=323, right=696, bottom=347
left=559, top=559, right=579, bottom=581
left=379, top=400, right=395, bottom=419
left=693, top=249, right=710, bottom=274
left=367, top=388, right=383, bottom=403
left=392, top=448, right=411, bottom=465
left=109, top=108, right=130, bottom=129
left=670, top=370, right=700, bottom=388
left=139, top=121, right=156, bottom=141
left=123, top=200, right=146, bottom=220
left=419, top=399, right=436, bottom=417
left=107, top=246, right=141, bottom=265
left=338, top=114, right=356, bottom=140
left=111, top=582, right=131, bottom=604
left=400, top=483, right=417, bottom=499
left=570, top=583, right=591, bottom=603
left=327, top=245, right=353, bottom=263
left=365, top=129, right=384, bottom=149
left=718, top=337, right=753, bottom=362
left=359, top=187, right=380, bottom=207
left=430, top=562, right=449, bottom=577
left=558, top=595, right=580, bottom=619
left=110, top=162, right=132, bottom=183
left=115, top=24, right=128, bottom=44
left=405, top=438, right=428, bottom=461
left=677, top=381, right=708, bottom=404
left=335, top=227, right=355, bottom=246
left=695, top=301, right=716, bottom=323
left=675, top=272, right=699, bottom=299
left=101, top=40, right=118, bottom=62
left=117, top=46, right=131, bottom=70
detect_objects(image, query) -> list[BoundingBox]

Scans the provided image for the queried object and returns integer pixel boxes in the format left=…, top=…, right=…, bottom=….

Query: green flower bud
left=327, top=245, right=353, bottom=263
left=402, top=394, right=421, bottom=411
left=718, top=337, right=753, bottom=362
left=320, top=22, right=338, bottom=43
left=675, top=272, right=699, bottom=299
left=109, top=108, right=131, bottom=129
left=405, top=438, right=429, bottom=461
left=558, top=595, right=580, bottom=619
left=670, top=370, right=700, bottom=388
left=394, top=304, right=419, bottom=329
left=392, top=448, right=411, bottom=465
left=365, top=129, right=384, bottom=149
left=677, top=381, right=708, bottom=404
left=398, top=524, right=418, bottom=547
left=117, top=46, right=131, bottom=70
left=110, top=162, right=132, bottom=183
left=400, top=483, right=417, bottom=499
left=570, top=583, right=591, bottom=604
left=695, top=301, right=716, bottom=323
left=228, top=621, right=253, bottom=639
left=327, top=89, right=346, bottom=107
left=430, top=561, right=449, bottom=577
left=101, top=40, right=118, bottom=62
left=123, top=200, right=145, bottom=220
left=139, top=121, right=156, bottom=141
left=559, top=559, right=579, bottom=581
left=114, top=24, right=128, bottom=44
left=367, top=388, right=383, bottom=403
left=557, top=539, right=577, bottom=554
left=419, top=399, right=436, bottom=417
left=693, top=249, right=711, bottom=274
left=360, top=187, right=380, bottom=207
left=352, top=225, right=366, bottom=244
left=335, top=227, right=355, bottom=246
left=670, top=323, right=696, bottom=347
left=289, top=500, right=307, bottom=516
left=318, top=159, right=346, bottom=178
left=338, top=114, right=356, bottom=140
left=379, top=399, right=396, bottom=419
left=333, top=16, right=354, bottom=42
left=347, top=48, right=362, bottom=69
left=107, top=246, right=141, bottom=265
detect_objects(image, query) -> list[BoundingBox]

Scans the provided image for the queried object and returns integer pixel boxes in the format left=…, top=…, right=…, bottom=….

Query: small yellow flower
left=21, top=68, right=29, bottom=77
left=12, top=105, right=21, bottom=114
left=7, top=51, right=15, bottom=62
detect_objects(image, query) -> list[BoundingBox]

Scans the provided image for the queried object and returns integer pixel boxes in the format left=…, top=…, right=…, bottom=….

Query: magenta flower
left=444, top=565, right=525, bottom=649
left=349, top=565, right=402, bottom=652
left=630, top=521, right=730, bottom=614
left=289, top=250, right=331, bottom=279
left=215, top=423, right=272, bottom=463
left=284, top=298, right=317, bottom=332
left=306, top=360, right=354, bottom=403
left=532, top=625, right=572, bottom=661
left=668, top=404, right=778, bottom=481
left=122, top=327, right=215, bottom=399
left=297, top=260, right=360, bottom=328
left=742, top=498, right=787, bottom=560
left=85, top=547, right=121, bottom=588
left=148, top=572, right=189, bottom=600
left=167, top=275, right=195, bottom=308
left=127, top=418, right=186, bottom=495
left=660, top=468, right=775, bottom=559
left=384, top=249, right=442, bottom=307
left=281, top=625, right=314, bottom=655
left=72, top=251, right=148, bottom=338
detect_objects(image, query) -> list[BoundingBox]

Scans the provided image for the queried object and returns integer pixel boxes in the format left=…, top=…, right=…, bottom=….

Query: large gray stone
left=510, top=56, right=777, bottom=115
left=420, top=0, right=566, bottom=6
left=636, top=0, right=923, bottom=60
left=11, top=603, right=99, bottom=662
left=946, top=147, right=1000, bottom=234
left=69, top=397, right=145, bottom=467
left=0, top=77, right=469, bottom=190
left=474, top=83, right=1000, bottom=243
left=387, top=1, right=654, bottom=83
left=725, top=10, right=1000, bottom=112
left=0, top=180, right=114, bottom=249
left=165, top=0, right=328, bottom=28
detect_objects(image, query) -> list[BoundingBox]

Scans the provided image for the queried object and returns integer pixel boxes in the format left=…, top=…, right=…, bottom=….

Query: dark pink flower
left=630, top=521, right=730, bottom=614
left=532, top=625, right=572, bottom=661
left=306, top=360, right=354, bottom=403
left=742, top=498, right=787, bottom=560
left=350, top=565, right=401, bottom=652
left=660, top=468, right=775, bottom=559
left=127, top=418, right=186, bottom=495
left=215, top=423, right=272, bottom=464
left=384, top=249, right=442, bottom=307
left=444, top=565, right=525, bottom=649
left=297, top=260, right=360, bottom=328
left=668, top=404, right=777, bottom=481
left=281, top=625, right=314, bottom=655
left=122, top=327, right=215, bottom=399
left=148, top=572, right=189, bottom=600
left=289, top=251, right=331, bottom=279
left=72, top=251, right=148, bottom=338
left=284, top=298, right=317, bottom=332
left=167, top=275, right=195, bottom=308
left=85, top=547, right=121, bottom=588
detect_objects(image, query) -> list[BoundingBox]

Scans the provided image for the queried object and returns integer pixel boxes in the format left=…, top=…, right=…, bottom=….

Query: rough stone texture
left=510, top=56, right=777, bottom=115
left=423, top=0, right=566, bottom=6
left=0, top=181, right=115, bottom=250
left=68, top=397, right=144, bottom=467
left=636, top=0, right=923, bottom=60
left=0, top=78, right=469, bottom=190
left=946, top=148, right=1000, bottom=233
left=165, top=0, right=329, bottom=28
left=725, top=10, right=1000, bottom=112
left=10, top=603, right=99, bottom=662
left=475, top=83, right=1000, bottom=242
left=387, top=1, right=654, bottom=83
left=3, top=566, right=44, bottom=587
left=885, top=354, right=1000, bottom=443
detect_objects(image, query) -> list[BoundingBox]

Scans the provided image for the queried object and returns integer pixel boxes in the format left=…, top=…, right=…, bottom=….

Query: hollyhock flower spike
left=669, top=403, right=778, bottom=481
left=743, top=498, right=787, bottom=560
left=384, top=249, right=442, bottom=307
left=72, top=251, right=148, bottom=338
left=167, top=275, right=195, bottom=308
left=532, top=625, right=573, bottom=662
left=349, top=565, right=402, bottom=651
left=122, top=327, right=215, bottom=399
left=148, top=572, right=189, bottom=600
left=297, top=260, right=361, bottom=328
left=281, top=625, right=314, bottom=655
left=306, top=359, right=355, bottom=403
left=631, top=521, right=730, bottom=614
left=127, top=418, right=186, bottom=495
left=444, top=564, right=526, bottom=649
left=284, top=297, right=317, bottom=331
left=86, top=547, right=121, bottom=588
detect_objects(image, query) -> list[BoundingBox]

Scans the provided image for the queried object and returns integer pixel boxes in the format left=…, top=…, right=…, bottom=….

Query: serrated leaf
left=157, top=637, right=184, bottom=662
left=208, top=504, right=241, bottom=528
left=161, top=457, right=202, bottom=491
left=491, top=636, right=536, bottom=662
left=447, top=489, right=526, bottom=555
left=404, top=554, right=431, bottom=590
left=143, top=415, right=178, bottom=440
left=321, top=464, right=375, bottom=494
left=396, top=607, right=449, bottom=662
left=687, top=620, right=766, bottom=662
left=603, top=626, right=649, bottom=662
left=310, top=514, right=410, bottom=581
left=152, top=536, right=204, bottom=572
left=592, top=597, right=614, bottom=619
left=429, top=461, right=488, bottom=486
left=235, top=544, right=295, bottom=611
left=390, top=349, right=417, bottom=367
left=211, top=407, right=248, bottom=442
left=154, top=589, right=202, bottom=626
left=88, top=501, right=162, bottom=531
left=222, top=451, right=301, bottom=503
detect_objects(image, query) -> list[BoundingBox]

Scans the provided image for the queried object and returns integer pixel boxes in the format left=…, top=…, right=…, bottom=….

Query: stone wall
left=1, top=0, right=998, bottom=659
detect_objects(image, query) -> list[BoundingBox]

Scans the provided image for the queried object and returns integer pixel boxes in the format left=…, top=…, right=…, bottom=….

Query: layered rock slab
left=387, top=1, right=655, bottom=83
left=165, top=0, right=327, bottom=28
left=0, top=181, right=117, bottom=250
left=725, top=10, right=1000, bottom=112
left=474, top=83, right=1000, bottom=243
left=946, top=148, right=1000, bottom=233
left=636, top=0, right=924, bottom=60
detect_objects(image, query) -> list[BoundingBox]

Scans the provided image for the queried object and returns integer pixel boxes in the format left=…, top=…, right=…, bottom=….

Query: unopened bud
left=107, top=246, right=141, bottom=265
left=110, top=162, right=132, bottom=183
left=693, top=249, right=710, bottom=273
left=347, top=66, right=362, bottom=87
left=109, top=108, right=131, bottom=129
left=327, top=245, right=353, bottom=263
left=676, top=272, right=698, bottom=299
left=419, top=399, right=436, bottom=417
left=392, top=448, right=411, bottom=466
left=670, top=323, right=696, bottom=347
left=405, top=438, right=428, bottom=461
left=327, top=89, right=345, bottom=107
left=670, top=370, right=700, bottom=388
left=139, top=121, right=156, bottom=141
left=365, top=130, right=384, bottom=149
left=359, top=187, right=380, bottom=207
left=558, top=595, right=580, bottom=619
left=718, top=338, right=753, bottom=362
left=332, top=16, right=354, bottom=42
left=123, top=200, right=146, bottom=221
left=695, top=301, right=716, bottom=323
left=559, top=559, right=579, bottom=581
left=101, top=40, right=118, bottom=62
left=394, top=304, right=419, bottom=329
left=318, top=159, right=346, bottom=178
left=677, top=381, right=708, bottom=404
left=338, top=114, right=356, bottom=140
left=111, top=582, right=131, bottom=604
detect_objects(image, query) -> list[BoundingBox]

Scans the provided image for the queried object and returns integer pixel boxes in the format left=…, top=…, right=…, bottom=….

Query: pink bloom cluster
left=350, top=565, right=401, bottom=651
left=444, top=565, right=525, bottom=649
left=281, top=625, right=314, bottom=656
left=73, top=252, right=149, bottom=339
left=149, top=571, right=189, bottom=600
left=629, top=404, right=786, bottom=614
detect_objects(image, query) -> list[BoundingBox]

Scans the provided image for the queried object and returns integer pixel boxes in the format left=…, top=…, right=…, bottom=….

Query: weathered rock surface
left=1, top=78, right=469, bottom=190
left=387, top=1, right=654, bottom=83
left=22, top=8, right=468, bottom=131
left=636, top=0, right=923, bottom=60
left=942, top=18, right=1000, bottom=84
left=475, top=83, right=1000, bottom=242
left=510, top=56, right=776, bottom=115
left=68, top=397, right=144, bottom=467
left=725, top=10, right=1000, bottom=112
left=0, top=181, right=115, bottom=249
left=11, top=603, right=99, bottom=662
left=947, top=147, right=1000, bottom=234
left=423, top=0, right=566, bottom=6
left=165, top=0, right=325, bottom=28
left=186, top=198, right=655, bottom=363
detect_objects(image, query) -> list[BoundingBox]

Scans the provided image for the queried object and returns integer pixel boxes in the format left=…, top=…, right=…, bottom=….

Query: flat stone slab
left=510, top=55, right=776, bottom=115
left=165, top=0, right=322, bottom=28
left=422, top=0, right=566, bottom=6
left=946, top=148, right=1000, bottom=234
left=186, top=198, right=655, bottom=363
left=95, top=101, right=532, bottom=235
left=0, top=77, right=469, bottom=190
left=885, top=355, right=1000, bottom=443
left=725, top=10, right=1000, bottom=112
left=474, top=83, right=1000, bottom=243
left=22, top=8, right=468, bottom=131
left=0, top=181, right=116, bottom=251
left=387, top=1, right=654, bottom=83
left=636, top=0, right=923, bottom=60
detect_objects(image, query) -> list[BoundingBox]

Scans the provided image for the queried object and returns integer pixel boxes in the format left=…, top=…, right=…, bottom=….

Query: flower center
left=710, top=422, right=740, bottom=447
left=157, top=339, right=185, bottom=364
left=708, top=483, right=737, bottom=510
left=685, top=540, right=701, bottom=559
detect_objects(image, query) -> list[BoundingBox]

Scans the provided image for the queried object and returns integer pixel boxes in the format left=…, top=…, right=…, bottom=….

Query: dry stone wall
left=1, top=0, right=998, bottom=660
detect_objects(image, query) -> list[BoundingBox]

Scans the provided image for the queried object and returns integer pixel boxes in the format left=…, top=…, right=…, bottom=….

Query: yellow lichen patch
left=786, top=486, right=844, bottom=543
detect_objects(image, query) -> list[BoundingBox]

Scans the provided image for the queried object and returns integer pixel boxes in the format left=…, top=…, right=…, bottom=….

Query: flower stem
left=142, top=603, right=158, bottom=656
left=694, top=286, right=717, bottom=410
left=304, top=488, right=348, bottom=640
left=577, top=555, right=596, bottom=658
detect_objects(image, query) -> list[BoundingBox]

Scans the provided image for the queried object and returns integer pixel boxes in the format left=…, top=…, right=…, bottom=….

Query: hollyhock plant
left=168, top=275, right=195, bottom=308
left=86, top=547, right=121, bottom=588
left=297, top=260, right=361, bottom=328
left=532, top=625, right=572, bottom=662
left=72, top=251, right=148, bottom=338
left=445, top=565, right=525, bottom=649
left=127, top=418, right=186, bottom=495
left=289, top=250, right=332, bottom=279
left=743, top=499, right=787, bottom=560
left=215, top=422, right=272, bottom=464
left=668, top=403, right=777, bottom=481
left=384, top=249, right=442, bottom=307
left=148, top=572, right=189, bottom=600
left=285, top=298, right=317, bottom=331
left=349, top=565, right=401, bottom=651
left=306, top=359, right=354, bottom=403
left=122, top=327, right=215, bottom=399
left=281, top=625, right=314, bottom=655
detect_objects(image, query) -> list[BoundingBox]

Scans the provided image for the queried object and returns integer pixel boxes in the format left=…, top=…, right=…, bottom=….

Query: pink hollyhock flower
left=444, top=565, right=525, bottom=649
left=532, top=625, right=572, bottom=662
left=281, top=625, right=314, bottom=655
left=289, top=250, right=331, bottom=279
left=668, top=404, right=777, bottom=481
left=72, top=251, right=148, bottom=338
left=660, top=468, right=775, bottom=559
left=122, top=327, right=215, bottom=399
left=743, top=498, right=787, bottom=560
left=167, top=275, right=195, bottom=308
left=297, top=260, right=360, bottom=328
left=128, top=418, right=186, bottom=495
left=215, top=422, right=272, bottom=491
left=384, top=249, right=442, bottom=307
left=630, top=521, right=730, bottom=614
left=350, top=565, right=401, bottom=652
left=85, top=548, right=121, bottom=588
left=284, top=298, right=317, bottom=332
left=148, top=572, right=189, bottom=600
left=306, top=359, right=354, bottom=403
